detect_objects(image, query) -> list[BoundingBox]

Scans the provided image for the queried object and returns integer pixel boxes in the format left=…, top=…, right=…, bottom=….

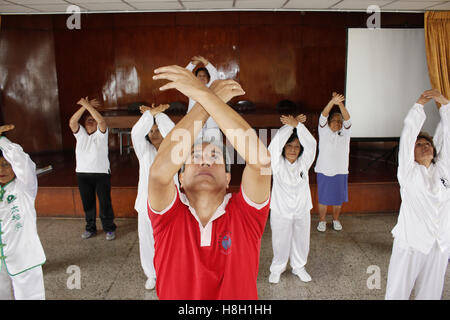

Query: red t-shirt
left=148, top=186, right=270, bottom=300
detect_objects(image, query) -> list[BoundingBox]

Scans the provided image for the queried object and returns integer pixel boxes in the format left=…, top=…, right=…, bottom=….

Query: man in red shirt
left=148, top=66, right=272, bottom=299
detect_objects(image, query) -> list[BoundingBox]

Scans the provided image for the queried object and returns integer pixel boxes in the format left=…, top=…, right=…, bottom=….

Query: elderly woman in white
left=268, top=114, right=317, bottom=284
left=385, top=89, right=450, bottom=300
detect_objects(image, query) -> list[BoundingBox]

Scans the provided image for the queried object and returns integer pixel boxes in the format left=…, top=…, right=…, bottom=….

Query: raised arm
left=131, top=107, right=155, bottom=160
left=0, top=125, right=37, bottom=199
left=397, top=93, right=429, bottom=183
left=333, top=92, right=350, bottom=121
left=268, top=121, right=295, bottom=173
left=185, top=60, right=196, bottom=72
left=153, top=65, right=271, bottom=204
left=185, top=55, right=204, bottom=72
left=199, top=56, right=220, bottom=86
left=131, top=103, right=172, bottom=159
left=295, top=114, right=317, bottom=168
left=148, top=102, right=209, bottom=211
left=154, top=111, right=175, bottom=138
left=424, top=89, right=450, bottom=165
left=321, top=92, right=346, bottom=117
left=77, top=97, right=107, bottom=133
left=69, top=106, right=86, bottom=133
left=186, top=56, right=219, bottom=87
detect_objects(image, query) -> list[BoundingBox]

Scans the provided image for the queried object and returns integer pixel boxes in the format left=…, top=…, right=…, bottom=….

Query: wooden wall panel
left=36, top=187, right=77, bottom=216
left=175, top=25, right=240, bottom=104
left=239, top=25, right=302, bottom=108
left=0, top=12, right=424, bottom=154
left=52, top=15, right=117, bottom=150
left=0, top=15, right=62, bottom=153
left=113, top=26, right=179, bottom=107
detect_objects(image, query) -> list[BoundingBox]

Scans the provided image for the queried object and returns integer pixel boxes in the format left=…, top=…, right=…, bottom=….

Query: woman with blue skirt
left=314, top=93, right=351, bottom=232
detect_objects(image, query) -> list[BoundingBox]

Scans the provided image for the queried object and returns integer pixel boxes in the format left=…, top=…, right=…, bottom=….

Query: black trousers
left=76, top=173, right=116, bottom=233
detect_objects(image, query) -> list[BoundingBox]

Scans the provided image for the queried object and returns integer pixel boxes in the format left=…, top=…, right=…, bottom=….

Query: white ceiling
left=0, top=0, right=449, bottom=14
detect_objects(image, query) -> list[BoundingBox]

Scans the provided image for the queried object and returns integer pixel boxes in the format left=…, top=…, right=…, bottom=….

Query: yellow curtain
left=424, top=11, right=450, bottom=103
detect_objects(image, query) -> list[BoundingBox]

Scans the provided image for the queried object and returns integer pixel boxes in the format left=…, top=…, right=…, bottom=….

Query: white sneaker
left=317, top=221, right=326, bottom=232
left=333, top=220, right=343, bottom=231
left=145, top=277, right=156, bottom=290
left=268, top=272, right=281, bottom=284
left=292, top=268, right=312, bottom=282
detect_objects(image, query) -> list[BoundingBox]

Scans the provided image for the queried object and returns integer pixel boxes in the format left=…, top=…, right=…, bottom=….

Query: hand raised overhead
left=422, top=89, right=449, bottom=105
left=139, top=104, right=152, bottom=114
left=151, top=103, right=170, bottom=116
left=280, top=115, right=299, bottom=128
left=88, top=98, right=101, bottom=108
left=140, top=103, right=170, bottom=116
left=77, top=96, right=100, bottom=108
left=296, top=114, right=307, bottom=124
left=209, top=79, right=245, bottom=103
left=192, top=55, right=208, bottom=66
left=0, top=124, right=15, bottom=135
left=416, top=92, right=431, bottom=105
left=153, top=65, right=214, bottom=102
left=331, top=93, right=345, bottom=105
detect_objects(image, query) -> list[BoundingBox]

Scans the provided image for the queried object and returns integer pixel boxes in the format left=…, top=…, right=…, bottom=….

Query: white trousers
left=0, top=265, right=45, bottom=300
left=269, top=211, right=311, bottom=274
left=138, top=210, right=156, bottom=281
left=385, top=239, right=449, bottom=300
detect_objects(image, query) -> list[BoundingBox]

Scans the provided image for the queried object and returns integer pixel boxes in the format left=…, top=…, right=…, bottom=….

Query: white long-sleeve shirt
left=0, top=137, right=46, bottom=275
left=131, top=111, right=176, bottom=214
left=185, top=62, right=220, bottom=129
left=268, top=123, right=317, bottom=219
left=392, top=102, right=450, bottom=254
left=314, top=114, right=351, bottom=176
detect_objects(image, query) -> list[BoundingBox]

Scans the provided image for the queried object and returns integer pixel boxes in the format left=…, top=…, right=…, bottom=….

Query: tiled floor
left=37, top=214, right=449, bottom=300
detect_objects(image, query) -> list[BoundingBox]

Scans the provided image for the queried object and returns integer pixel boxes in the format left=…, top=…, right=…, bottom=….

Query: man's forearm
left=152, top=103, right=209, bottom=183
left=195, top=91, right=270, bottom=169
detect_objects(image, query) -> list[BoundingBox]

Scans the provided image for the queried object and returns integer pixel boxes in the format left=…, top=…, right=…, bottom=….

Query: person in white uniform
left=268, top=114, right=317, bottom=284
left=69, top=97, right=117, bottom=240
left=185, top=55, right=222, bottom=143
left=314, top=92, right=351, bottom=232
left=131, top=103, right=176, bottom=290
left=0, top=124, right=46, bottom=300
left=385, top=89, right=450, bottom=300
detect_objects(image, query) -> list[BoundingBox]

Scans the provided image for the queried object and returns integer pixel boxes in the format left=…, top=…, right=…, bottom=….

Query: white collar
left=179, top=192, right=232, bottom=230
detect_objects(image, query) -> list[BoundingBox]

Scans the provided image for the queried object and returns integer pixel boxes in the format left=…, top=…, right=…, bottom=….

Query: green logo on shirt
left=7, top=195, right=16, bottom=204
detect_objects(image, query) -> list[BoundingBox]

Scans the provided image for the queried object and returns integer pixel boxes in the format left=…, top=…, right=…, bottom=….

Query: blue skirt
left=317, top=173, right=348, bottom=206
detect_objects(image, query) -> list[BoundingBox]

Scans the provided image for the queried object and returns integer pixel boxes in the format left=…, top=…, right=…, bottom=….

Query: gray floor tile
left=33, top=214, right=449, bottom=300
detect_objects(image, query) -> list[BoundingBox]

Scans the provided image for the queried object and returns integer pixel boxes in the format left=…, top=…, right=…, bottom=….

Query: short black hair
left=195, top=67, right=210, bottom=81
left=281, top=128, right=304, bottom=159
